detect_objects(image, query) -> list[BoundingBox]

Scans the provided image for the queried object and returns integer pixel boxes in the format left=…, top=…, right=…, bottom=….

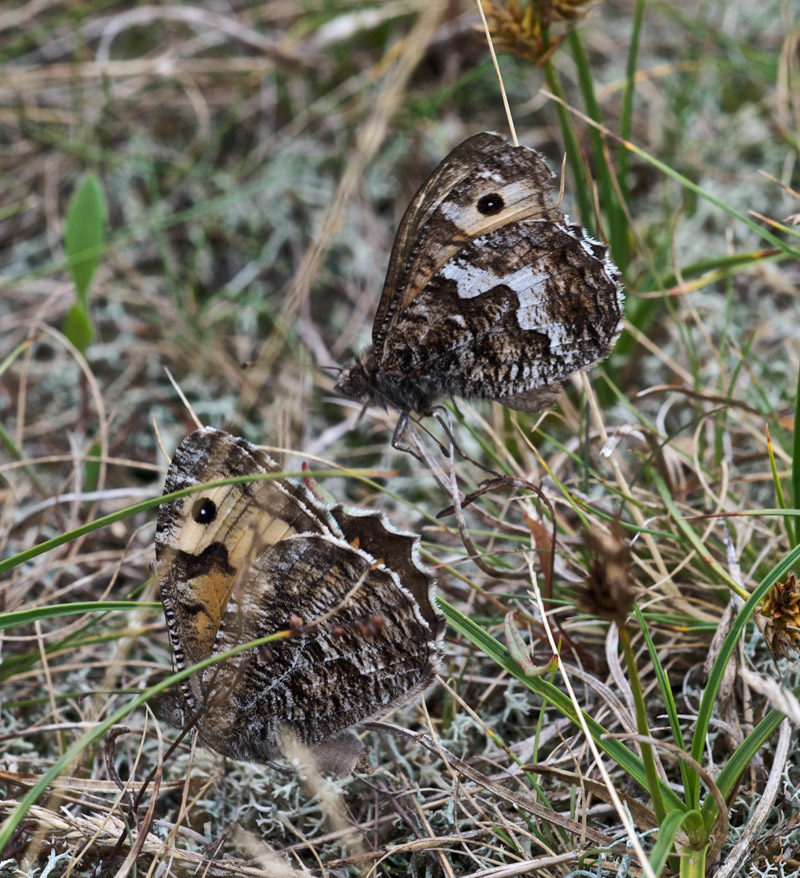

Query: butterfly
left=334, top=131, right=624, bottom=439
left=155, top=428, right=444, bottom=774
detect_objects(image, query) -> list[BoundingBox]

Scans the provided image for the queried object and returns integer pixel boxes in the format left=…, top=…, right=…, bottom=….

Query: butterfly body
left=155, top=428, right=443, bottom=771
left=335, top=132, right=624, bottom=420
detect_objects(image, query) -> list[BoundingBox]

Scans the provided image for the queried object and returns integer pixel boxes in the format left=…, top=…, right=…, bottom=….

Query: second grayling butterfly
left=155, top=428, right=444, bottom=775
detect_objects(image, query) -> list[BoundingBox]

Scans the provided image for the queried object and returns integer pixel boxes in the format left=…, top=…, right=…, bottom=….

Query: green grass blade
left=542, top=61, right=595, bottom=235
left=652, top=471, right=748, bottom=600
left=0, top=601, right=160, bottom=631
left=648, top=807, right=689, bottom=875
left=690, top=543, right=800, bottom=809
left=439, top=598, right=684, bottom=811
left=792, top=360, right=800, bottom=546
left=568, top=29, right=627, bottom=268
left=62, top=301, right=94, bottom=353
left=700, top=707, right=794, bottom=829
left=619, top=625, right=666, bottom=824
left=634, top=604, right=691, bottom=795
left=0, top=469, right=371, bottom=576
left=65, top=173, right=107, bottom=303
left=618, top=0, right=646, bottom=203
left=544, top=93, right=800, bottom=259
left=766, top=424, right=793, bottom=549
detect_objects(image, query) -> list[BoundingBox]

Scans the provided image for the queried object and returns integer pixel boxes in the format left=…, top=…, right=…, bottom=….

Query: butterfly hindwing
left=376, top=217, right=622, bottom=409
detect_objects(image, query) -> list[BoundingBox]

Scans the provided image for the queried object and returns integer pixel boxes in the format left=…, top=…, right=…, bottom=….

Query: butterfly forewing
left=373, top=133, right=558, bottom=356
left=375, top=133, right=505, bottom=347
left=156, top=429, right=334, bottom=669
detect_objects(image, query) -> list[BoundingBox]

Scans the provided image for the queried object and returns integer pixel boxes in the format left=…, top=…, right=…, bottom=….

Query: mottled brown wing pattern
left=334, top=130, right=624, bottom=423
left=155, top=428, right=443, bottom=769
left=155, top=428, right=329, bottom=674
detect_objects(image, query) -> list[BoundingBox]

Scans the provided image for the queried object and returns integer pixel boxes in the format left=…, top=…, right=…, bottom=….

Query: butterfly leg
left=392, top=408, right=468, bottom=467
left=431, top=405, right=501, bottom=478
left=390, top=410, right=430, bottom=462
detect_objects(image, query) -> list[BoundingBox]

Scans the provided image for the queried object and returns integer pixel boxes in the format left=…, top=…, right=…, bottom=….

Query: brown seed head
left=574, top=522, right=636, bottom=625
left=760, top=572, right=800, bottom=658
left=479, top=0, right=598, bottom=65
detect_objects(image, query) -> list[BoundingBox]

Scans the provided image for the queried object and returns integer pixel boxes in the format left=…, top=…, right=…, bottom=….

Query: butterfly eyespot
left=477, top=193, right=504, bottom=215
left=191, top=497, right=217, bottom=525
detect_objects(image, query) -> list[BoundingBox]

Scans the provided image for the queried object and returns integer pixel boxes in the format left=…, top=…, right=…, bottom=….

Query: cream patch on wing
left=166, top=484, right=304, bottom=661
left=439, top=257, right=568, bottom=334
left=168, top=484, right=301, bottom=559
left=440, top=178, right=550, bottom=236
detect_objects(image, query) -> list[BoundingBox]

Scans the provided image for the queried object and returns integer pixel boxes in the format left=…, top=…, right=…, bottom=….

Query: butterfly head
left=334, top=348, right=379, bottom=405
left=335, top=347, right=439, bottom=417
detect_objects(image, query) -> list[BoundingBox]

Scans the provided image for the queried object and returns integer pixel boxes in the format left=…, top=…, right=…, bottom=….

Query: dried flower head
left=479, top=0, right=599, bottom=65
left=574, top=521, right=636, bottom=625
left=760, top=572, right=800, bottom=658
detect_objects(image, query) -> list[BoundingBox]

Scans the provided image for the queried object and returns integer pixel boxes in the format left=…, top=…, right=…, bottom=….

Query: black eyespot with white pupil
left=192, top=497, right=217, bottom=525
left=477, top=193, right=504, bottom=216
